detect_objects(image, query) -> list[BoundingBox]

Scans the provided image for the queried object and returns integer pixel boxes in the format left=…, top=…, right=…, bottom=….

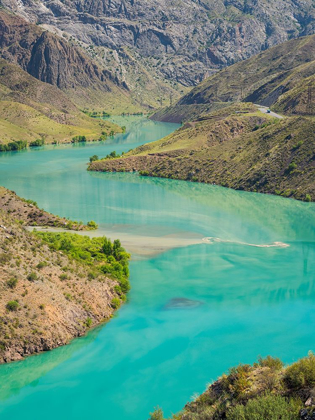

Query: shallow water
left=0, top=116, right=315, bottom=419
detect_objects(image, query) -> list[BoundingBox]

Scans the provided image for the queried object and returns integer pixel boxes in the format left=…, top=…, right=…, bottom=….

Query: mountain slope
left=3, top=0, right=315, bottom=106
left=0, top=58, right=122, bottom=144
left=89, top=103, right=315, bottom=202
left=0, top=187, right=130, bottom=363
left=0, top=9, right=138, bottom=112
left=153, top=34, right=315, bottom=122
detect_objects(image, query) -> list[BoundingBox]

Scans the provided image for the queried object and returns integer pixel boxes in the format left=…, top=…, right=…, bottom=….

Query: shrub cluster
left=35, top=232, right=130, bottom=295
left=0, top=140, right=27, bottom=152
left=29, top=138, right=45, bottom=147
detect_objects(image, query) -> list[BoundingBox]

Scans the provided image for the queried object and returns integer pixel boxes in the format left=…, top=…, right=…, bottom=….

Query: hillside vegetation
left=89, top=103, right=315, bottom=202
left=153, top=34, right=315, bottom=123
left=0, top=58, right=123, bottom=145
left=0, top=187, right=130, bottom=363
left=149, top=354, right=315, bottom=420
left=89, top=34, right=315, bottom=201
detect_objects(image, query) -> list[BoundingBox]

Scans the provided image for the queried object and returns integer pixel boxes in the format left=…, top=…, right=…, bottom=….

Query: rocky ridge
left=3, top=0, right=315, bottom=107
left=0, top=9, right=137, bottom=112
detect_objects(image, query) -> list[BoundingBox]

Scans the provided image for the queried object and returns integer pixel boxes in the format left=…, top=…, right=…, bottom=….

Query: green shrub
left=71, top=135, right=87, bottom=143
left=286, top=162, right=297, bottom=174
left=35, top=232, right=130, bottom=291
left=89, top=155, right=99, bottom=163
left=6, top=277, right=18, bottom=289
left=85, top=317, right=92, bottom=328
left=226, top=364, right=252, bottom=398
left=6, top=300, right=19, bottom=312
left=23, top=198, right=38, bottom=206
left=111, top=298, right=121, bottom=309
left=305, top=194, right=312, bottom=202
left=27, top=272, right=38, bottom=282
left=59, top=273, right=68, bottom=281
left=0, top=140, right=27, bottom=152
left=36, top=261, right=47, bottom=269
left=87, top=220, right=98, bottom=229
left=227, top=394, right=302, bottom=420
left=30, top=138, right=45, bottom=147
left=0, top=253, right=11, bottom=264
left=39, top=304, right=45, bottom=310
left=256, top=355, right=284, bottom=371
left=292, top=140, right=303, bottom=150
left=148, top=407, right=164, bottom=420
left=284, top=352, right=315, bottom=389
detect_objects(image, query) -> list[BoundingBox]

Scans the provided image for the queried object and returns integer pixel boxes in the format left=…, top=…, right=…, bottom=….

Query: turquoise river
left=0, top=116, right=315, bottom=419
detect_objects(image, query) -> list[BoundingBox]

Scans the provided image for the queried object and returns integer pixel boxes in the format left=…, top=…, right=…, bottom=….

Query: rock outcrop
left=3, top=0, right=315, bottom=93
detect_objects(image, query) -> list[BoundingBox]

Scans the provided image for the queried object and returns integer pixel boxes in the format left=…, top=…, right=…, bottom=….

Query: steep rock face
left=2, top=0, right=315, bottom=90
left=0, top=10, right=123, bottom=91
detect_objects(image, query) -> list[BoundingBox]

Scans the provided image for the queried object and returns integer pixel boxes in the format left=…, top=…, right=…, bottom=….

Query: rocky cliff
left=2, top=0, right=315, bottom=103
left=0, top=9, right=137, bottom=112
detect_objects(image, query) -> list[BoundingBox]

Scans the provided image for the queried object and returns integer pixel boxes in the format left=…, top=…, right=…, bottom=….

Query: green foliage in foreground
left=227, top=394, right=302, bottom=420
left=150, top=354, right=315, bottom=420
left=35, top=232, right=130, bottom=294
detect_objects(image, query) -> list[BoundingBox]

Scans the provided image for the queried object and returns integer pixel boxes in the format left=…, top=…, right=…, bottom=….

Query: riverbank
left=0, top=187, right=97, bottom=230
left=0, top=189, right=130, bottom=363
left=89, top=105, right=315, bottom=202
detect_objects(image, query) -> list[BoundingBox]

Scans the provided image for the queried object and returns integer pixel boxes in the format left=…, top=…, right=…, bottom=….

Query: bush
left=305, top=194, right=312, bottom=202
left=89, top=155, right=99, bottom=163
left=284, top=352, right=315, bottom=389
left=35, top=232, right=130, bottom=292
left=36, top=261, right=47, bottom=269
left=87, top=220, right=98, bottom=229
left=71, top=135, right=87, bottom=143
left=6, top=300, right=19, bottom=312
left=6, top=277, right=18, bottom=289
left=111, top=298, right=121, bottom=309
left=286, top=162, right=297, bottom=174
left=257, top=355, right=284, bottom=371
left=85, top=317, right=92, bottom=328
left=225, top=364, right=252, bottom=398
left=0, top=252, right=11, bottom=264
left=0, top=140, right=27, bottom=152
left=30, top=138, right=45, bottom=147
left=27, top=272, right=38, bottom=282
left=227, top=394, right=302, bottom=420
left=148, top=408, right=164, bottom=420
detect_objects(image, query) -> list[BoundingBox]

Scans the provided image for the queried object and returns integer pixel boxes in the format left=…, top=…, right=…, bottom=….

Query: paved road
left=255, top=104, right=284, bottom=119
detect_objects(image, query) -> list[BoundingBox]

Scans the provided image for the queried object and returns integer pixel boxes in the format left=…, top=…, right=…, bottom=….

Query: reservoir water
left=0, top=116, right=315, bottom=419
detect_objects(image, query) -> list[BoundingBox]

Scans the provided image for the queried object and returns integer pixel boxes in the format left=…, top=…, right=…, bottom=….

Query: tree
left=89, top=155, right=99, bottom=162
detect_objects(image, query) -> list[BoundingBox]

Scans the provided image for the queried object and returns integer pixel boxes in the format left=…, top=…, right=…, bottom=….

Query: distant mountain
left=0, top=9, right=138, bottom=113
left=153, top=34, right=315, bottom=122
left=88, top=34, right=315, bottom=202
left=3, top=0, right=315, bottom=107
